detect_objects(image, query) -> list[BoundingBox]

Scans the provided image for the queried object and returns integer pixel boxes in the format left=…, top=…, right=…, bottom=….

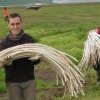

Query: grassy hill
left=0, top=3, right=100, bottom=100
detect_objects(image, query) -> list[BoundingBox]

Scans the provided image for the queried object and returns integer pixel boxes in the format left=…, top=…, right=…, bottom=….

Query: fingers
left=36, top=54, right=42, bottom=58
left=2, top=56, right=12, bottom=66
left=29, top=54, right=42, bottom=61
left=29, top=56, right=39, bottom=61
left=4, top=56, right=12, bottom=61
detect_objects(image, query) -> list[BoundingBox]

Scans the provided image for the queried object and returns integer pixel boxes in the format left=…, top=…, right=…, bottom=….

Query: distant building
left=52, top=0, right=100, bottom=4
left=52, top=0, right=68, bottom=3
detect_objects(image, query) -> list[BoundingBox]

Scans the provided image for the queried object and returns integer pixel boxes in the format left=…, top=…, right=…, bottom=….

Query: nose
left=14, top=24, right=18, bottom=28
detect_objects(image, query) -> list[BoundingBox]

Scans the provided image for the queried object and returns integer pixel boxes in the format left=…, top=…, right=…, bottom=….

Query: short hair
left=4, top=7, right=7, bottom=10
left=8, top=13, right=22, bottom=22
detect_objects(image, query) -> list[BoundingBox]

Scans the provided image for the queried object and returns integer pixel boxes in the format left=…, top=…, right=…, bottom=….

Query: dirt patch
left=35, top=67, right=56, bottom=83
left=0, top=93, right=7, bottom=100
left=35, top=67, right=65, bottom=100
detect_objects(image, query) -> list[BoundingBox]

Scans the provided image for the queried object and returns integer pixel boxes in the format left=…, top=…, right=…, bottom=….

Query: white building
left=52, top=0, right=100, bottom=4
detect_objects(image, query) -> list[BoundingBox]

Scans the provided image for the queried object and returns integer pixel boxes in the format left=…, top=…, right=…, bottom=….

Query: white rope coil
left=0, top=43, right=85, bottom=97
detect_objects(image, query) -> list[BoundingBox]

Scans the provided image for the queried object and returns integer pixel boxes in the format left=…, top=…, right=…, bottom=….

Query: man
left=2, top=7, right=9, bottom=21
left=0, top=13, right=40, bottom=100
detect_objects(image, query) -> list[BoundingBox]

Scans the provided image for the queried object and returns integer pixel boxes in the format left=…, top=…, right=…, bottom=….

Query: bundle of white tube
left=0, top=43, right=85, bottom=98
left=78, top=30, right=100, bottom=70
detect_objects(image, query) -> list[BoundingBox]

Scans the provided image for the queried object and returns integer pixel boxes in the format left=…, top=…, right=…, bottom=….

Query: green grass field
left=0, top=3, right=100, bottom=100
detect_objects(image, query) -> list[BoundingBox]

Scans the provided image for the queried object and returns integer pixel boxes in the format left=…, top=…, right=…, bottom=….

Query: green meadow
left=0, top=3, right=100, bottom=100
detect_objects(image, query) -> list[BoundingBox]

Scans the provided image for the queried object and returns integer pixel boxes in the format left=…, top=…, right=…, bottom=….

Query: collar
left=8, top=30, right=24, bottom=41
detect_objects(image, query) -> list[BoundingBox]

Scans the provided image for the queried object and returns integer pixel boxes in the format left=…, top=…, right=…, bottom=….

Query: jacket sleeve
left=25, top=34, right=41, bottom=65
left=0, top=38, right=7, bottom=51
left=33, top=59, right=41, bottom=65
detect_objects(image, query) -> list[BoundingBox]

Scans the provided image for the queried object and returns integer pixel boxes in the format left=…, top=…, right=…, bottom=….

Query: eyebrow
left=10, top=23, right=20, bottom=25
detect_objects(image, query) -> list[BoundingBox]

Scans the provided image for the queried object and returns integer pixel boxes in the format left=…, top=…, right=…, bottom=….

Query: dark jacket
left=0, top=30, right=40, bottom=83
left=93, top=60, right=100, bottom=71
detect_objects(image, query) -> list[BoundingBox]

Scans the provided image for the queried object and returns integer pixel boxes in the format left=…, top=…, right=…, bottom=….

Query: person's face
left=8, top=17, right=22, bottom=36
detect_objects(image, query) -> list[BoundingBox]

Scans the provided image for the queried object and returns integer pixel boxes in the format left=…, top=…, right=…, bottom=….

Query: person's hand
left=1, top=56, right=12, bottom=66
left=29, top=54, right=42, bottom=62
